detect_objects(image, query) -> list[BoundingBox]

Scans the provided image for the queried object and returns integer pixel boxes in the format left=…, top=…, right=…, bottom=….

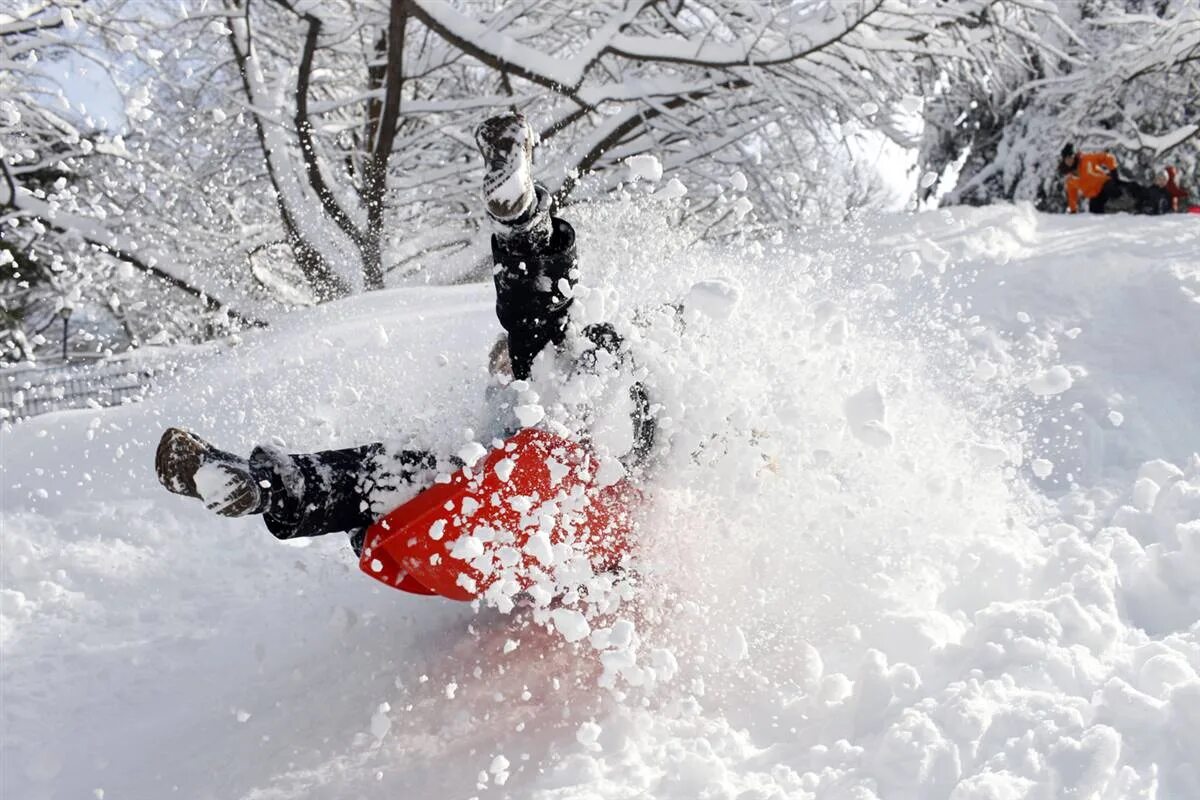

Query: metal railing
left=0, top=354, right=160, bottom=420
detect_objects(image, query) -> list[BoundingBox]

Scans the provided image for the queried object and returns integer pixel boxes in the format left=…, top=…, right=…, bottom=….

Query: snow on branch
left=7, top=186, right=265, bottom=328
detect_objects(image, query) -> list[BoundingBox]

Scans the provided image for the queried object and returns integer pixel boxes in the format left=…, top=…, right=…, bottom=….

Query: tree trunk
left=227, top=5, right=349, bottom=302
left=358, top=0, right=409, bottom=291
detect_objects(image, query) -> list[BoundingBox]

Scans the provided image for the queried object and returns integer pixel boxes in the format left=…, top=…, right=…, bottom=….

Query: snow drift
left=3, top=199, right=1200, bottom=799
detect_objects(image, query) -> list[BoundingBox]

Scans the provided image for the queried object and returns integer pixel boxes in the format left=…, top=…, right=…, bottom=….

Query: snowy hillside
left=4, top=201, right=1200, bottom=800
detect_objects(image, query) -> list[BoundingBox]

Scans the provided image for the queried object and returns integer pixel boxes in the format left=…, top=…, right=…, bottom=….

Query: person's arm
left=1082, top=153, right=1115, bottom=180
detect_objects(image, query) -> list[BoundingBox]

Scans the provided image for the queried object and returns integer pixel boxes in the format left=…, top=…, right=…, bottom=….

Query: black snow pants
left=250, top=442, right=435, bottom=551
left=1090, top=177, right=1171, bottom=215
left=253, top=193, right=581, bottom=550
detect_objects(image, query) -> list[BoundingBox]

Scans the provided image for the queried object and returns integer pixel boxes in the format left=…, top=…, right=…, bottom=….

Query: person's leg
left=1145, top=186, right=1171, bottom=215
left=1066, top=175, right=1082, bottom=213
left=475, top=114, right=553, bottom=249
left=156, top=428, right=435, bottom=544
left=250, top=442, right=434, bottom=541
left=474, top=113, right=659, bottom=470
left=1089, top=177, right=1117, bottom=213
left=156, top=428, right=264, bottom=516
left=476, top=113, right=578, bottom=380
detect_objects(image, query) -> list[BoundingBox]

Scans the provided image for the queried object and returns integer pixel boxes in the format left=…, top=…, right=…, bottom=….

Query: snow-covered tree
left=1, top=1, right=259, bottom=362
left=12, top=0, right=1186, bottom=363
left=176, top=0, right=1069, bottom=289
left=920, top=0, right=1199, bottom=208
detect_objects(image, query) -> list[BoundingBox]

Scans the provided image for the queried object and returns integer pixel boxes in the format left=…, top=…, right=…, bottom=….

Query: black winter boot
left=475, top=112, right=537, bottom=222
left=475, top=113, right=555, bottom=251
left=155, top=428, right=268, bottom=517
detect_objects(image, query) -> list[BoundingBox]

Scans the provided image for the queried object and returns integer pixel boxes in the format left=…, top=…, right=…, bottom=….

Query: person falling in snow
left=1059, top=143, right=1174, bottom=215
left=1059, top=143, right=1120, bottom=214
left=154, top=113, right=656, bottom=556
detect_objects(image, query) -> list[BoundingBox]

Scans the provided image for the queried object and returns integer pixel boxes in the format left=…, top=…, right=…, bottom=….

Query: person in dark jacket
left=155, top=113, right=655, bottom=553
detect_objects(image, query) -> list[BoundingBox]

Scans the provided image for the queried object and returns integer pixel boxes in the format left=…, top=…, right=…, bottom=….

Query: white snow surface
left=3, top=200, right=1200, bottom=799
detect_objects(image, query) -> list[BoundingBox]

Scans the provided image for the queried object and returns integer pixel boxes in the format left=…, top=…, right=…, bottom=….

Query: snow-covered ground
left=4, top=200, right=1200, bottom=800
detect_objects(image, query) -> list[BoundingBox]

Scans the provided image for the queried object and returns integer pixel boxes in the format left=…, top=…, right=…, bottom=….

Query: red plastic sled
left=358, top=427, right=640, bottom=601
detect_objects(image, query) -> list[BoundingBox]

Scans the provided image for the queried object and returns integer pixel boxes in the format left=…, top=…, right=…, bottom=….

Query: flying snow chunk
left=551, top=609, right=591, bottom=642
left=494, top=457, right=515, bottom=482
left=820, top=673, right=853, bottom=704
left=650, top=648, right=679, bottom=682
left=723, top=626, right=749, bottom=661
left=369, top=703, right=391, bottom=741
left=1131, top=477, right=1159, bottom=512
left=625, top=154, right=663, bottom=182
left=970, top=441, right=1011, bottom=469
left=655, top=178, right=687, bottom=201
left=1108, top=410, right=1125, bottom=427
left=845, top=382, right=894, bottom=448
left=918, top=240, right=951, bottom=272
left=525, top=531, right=554, bottom=566
left=1032, top=459, right=1054, bottom=478
left=576, top=721, right=602, bottom=750
left=514, top=404, right=544, bottom=427
left=731, top=196, right=754, bottom=221
left=845, top=382, right=886, bottom=425
left=457, top=441, right=487, bottom=468
left=684, top=279, right=741, bottom=321
left=855, top=420, right=895, bottom=449
left=974, top=359, right=998, bottom=382
left=594, top=456, right=626, bottom=488
left=919, top=171, right=939, bottom=189
left=450, top=535, right=484, bottom=561
left=1026, top=366, right=1074, bottom=396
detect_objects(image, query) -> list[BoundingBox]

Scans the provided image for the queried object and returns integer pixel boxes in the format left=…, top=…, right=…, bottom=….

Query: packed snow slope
left=4, top=199, right=1200, bottom=800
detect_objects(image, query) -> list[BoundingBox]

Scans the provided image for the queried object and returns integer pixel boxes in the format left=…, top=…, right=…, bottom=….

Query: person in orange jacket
left=1060, top=143, right=1120, bottom=213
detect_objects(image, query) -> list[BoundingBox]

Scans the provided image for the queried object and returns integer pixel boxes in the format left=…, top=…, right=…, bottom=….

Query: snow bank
left=3, top=200, right=1199, bottom=799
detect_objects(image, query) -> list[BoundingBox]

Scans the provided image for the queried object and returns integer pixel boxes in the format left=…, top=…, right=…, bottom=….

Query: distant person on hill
left=1059, top=143, right=1120, bottom=213
left=1155, top=166, right=1190, bottom=212
left=1059, top=143, right=1171, bottom=215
